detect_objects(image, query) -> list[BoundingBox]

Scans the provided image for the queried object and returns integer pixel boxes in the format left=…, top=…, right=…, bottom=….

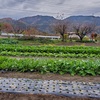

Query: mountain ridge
left=0, top=15, right=100, bottom=33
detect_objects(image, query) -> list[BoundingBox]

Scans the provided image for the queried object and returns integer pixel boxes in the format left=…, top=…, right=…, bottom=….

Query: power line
left=0, top=7, right=58, bottom=14
left=1, top=0, right=73, bottom=10
left=1, top=7, right=95, bottom=16
left=25, top=1, right=59, bottom=6
left=23, top=1, right=73, bottom=9
left=0, top=0, right=98, bottom=12
left=1, top=7, right=96, bottom=18
left=1, top=1, right=95, bottom=15
left=0, top=1, right=88, bottom=14
left=0, top=1, right=98, bottom=18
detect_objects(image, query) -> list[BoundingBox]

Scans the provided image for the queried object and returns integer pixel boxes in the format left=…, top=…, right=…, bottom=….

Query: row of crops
left=0, top=44, right=100, bottom=58
left=0, top=41, right=100, bottom=76
left=0, top=51, right=100, bottom=58
left=0, top=56, right=100, bottom=76
left=0, top=44, right=100, bottom=54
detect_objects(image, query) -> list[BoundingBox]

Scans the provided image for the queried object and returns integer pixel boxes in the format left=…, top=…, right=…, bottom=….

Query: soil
left=57, top=42, right=100, bottom=47
left=0, top=72, right=100, bottom=100
left=0, top=92, right=99, bottom=100
left=0, top=72, right=100, bottom=82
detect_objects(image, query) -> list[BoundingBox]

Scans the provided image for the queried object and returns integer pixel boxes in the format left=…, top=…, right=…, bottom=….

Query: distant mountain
left=65, top=15, right=100, bottom=26
left=0, top=15, right=100, bottom=33
left=18, top=15, right=57, bottom=33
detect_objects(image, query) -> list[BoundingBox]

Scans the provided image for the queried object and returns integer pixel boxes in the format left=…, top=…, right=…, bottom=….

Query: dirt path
left=0, top=72, right=100, bottom=82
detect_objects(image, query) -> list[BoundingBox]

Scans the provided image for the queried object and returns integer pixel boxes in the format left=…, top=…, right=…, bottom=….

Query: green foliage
left=0, top=51, right=100, bottom=58
left=0, top=44, right=100, bottom=54
left=0, top=43, right=99, bottom=76
left=18, top=37, right=56, bottom=44
left=0, top=39, right=18, bottom=44
left=76, top=40, right=95, bottom=43
left=0, top=56, right=100, bottom=76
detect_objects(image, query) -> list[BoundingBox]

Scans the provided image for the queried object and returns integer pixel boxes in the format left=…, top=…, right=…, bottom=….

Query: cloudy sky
left=0, top=0, right=100, bottom=19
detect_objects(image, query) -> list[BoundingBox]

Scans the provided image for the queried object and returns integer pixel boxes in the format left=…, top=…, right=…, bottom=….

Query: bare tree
left=23, top=26, right=39, bottom=38
left=73, top=23, right=95, bottom=41
left=0, top=23, right=4, bottom=35
left=3, top=23, right=13, bottom=32
left=95, top=26, right=100, bottom=34
left=53, top=20, right=69, bottom=41
left=13, top=26, right=24, bottom=34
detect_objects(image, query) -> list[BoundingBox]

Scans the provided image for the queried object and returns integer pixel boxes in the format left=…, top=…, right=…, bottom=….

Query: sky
left=0, top=0, right=100, bottom=19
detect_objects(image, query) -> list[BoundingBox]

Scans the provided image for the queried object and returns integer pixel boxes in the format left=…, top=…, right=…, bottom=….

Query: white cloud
left=0, top=0, right=100, bottom=19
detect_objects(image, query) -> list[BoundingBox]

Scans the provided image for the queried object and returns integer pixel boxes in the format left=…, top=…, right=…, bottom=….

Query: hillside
left=0, top=15, right=100, bottom=33
left=18, top=15, right=57, bottom=33
left=66, top=15, right=100, bottom=26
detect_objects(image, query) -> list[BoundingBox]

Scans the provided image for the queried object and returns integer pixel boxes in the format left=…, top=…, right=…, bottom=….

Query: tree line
left=0, top=21, right=100, bottom=41
left=53, top=19, right=100, bottom=41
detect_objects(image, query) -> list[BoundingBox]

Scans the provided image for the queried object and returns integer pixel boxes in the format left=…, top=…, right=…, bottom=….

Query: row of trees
left=0, top=21, right=99, bottom=41
left=54, top=20, right=98, bottom=41
left=0, top=22, right=42, bottom=37
left=0, top=23, right=15, bottom=34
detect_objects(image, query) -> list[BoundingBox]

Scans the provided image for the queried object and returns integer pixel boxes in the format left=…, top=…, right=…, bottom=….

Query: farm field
left=0, top=38, right=100, bottom=100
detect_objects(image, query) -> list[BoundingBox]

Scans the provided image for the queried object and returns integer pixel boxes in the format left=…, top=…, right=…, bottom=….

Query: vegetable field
left=0, top=39, right=100, bottom=76
left=0, top=44, right=100, bottom=58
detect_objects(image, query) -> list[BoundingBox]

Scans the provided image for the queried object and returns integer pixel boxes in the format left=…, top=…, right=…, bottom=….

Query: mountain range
left=0, top=15, right=100, bottom=33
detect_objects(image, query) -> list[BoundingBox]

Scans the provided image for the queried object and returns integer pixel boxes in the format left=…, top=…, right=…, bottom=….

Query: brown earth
left=0, top=72, right=100, bottom=82
left=0, top=72, right=100, bottom=100
left=0, top=92, right=99, bottom=100
left=57, top=42, right=100, bottom=47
